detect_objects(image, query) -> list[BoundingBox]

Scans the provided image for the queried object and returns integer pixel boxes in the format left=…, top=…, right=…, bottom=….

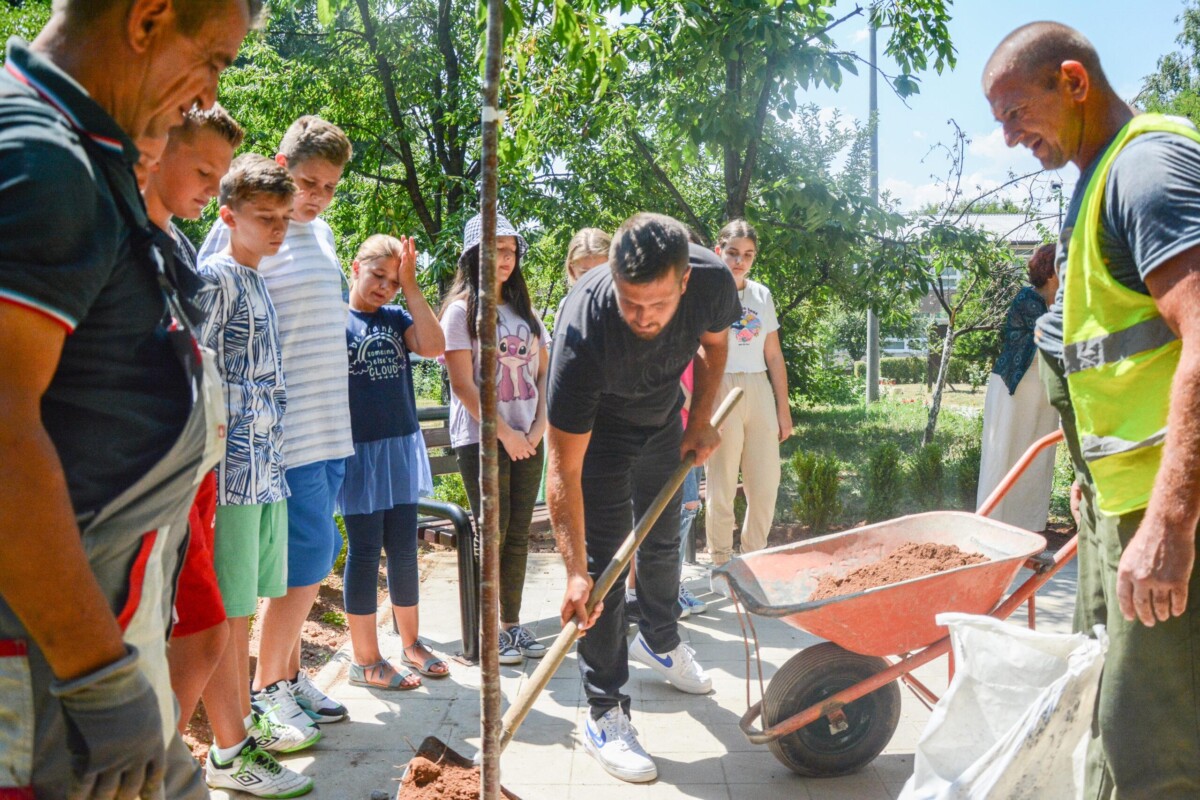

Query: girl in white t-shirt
left=440, top=212, right=550, bottom=665
left=705, top=220, right=794, bottom=564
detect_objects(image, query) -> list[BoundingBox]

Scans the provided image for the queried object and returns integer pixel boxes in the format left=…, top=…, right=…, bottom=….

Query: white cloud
left=883, top=170, right=1038, bottom=212
left=966, top=127, right=1041, bottom=175
left=849, top=26, right=870, bottom=45
left=882, top=177, right=954, bottom=211
left=912, top=130, right=926, bottom=140
left=966, top=127, right=1009, bottom=161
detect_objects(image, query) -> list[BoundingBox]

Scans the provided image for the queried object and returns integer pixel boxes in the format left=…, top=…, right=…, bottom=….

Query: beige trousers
left=705, top=371, right=781, bottom=564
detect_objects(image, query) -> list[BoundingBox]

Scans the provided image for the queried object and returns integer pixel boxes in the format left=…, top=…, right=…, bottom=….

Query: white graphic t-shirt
left=725, top=279, right=779, bottom=373
left=441, top=300, right=547, bottom=448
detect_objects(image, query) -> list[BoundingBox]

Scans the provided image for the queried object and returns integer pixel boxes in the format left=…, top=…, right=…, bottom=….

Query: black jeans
left=577, top=415, right=683, bottom=720
left=455, top=440, right=545, bottom=624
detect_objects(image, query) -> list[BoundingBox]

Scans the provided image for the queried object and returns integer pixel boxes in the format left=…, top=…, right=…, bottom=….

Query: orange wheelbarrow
left=713, top=430, right=1075, bottom=778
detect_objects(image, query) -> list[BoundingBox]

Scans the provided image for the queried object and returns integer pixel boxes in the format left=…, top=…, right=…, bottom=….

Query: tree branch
left=353, top=0, right=438, bottom=239
left=628, top=125, right=710, bottom=242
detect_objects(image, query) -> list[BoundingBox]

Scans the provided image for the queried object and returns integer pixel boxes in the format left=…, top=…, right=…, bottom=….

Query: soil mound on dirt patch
left=399, top=756, right=480, bottom=800
left=811, top=541, right=987, bottom=601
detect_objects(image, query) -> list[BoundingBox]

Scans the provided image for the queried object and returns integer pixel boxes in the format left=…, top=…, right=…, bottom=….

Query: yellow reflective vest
left=1062, top=113, right=1199, bottom=516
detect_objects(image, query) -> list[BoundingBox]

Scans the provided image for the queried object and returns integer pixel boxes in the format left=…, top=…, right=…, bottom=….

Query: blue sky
left=801, top=1, right=1190, bottom=210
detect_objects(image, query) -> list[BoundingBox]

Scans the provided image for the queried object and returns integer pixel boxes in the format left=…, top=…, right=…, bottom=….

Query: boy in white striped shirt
left=200, top=116, right=354, bottom=730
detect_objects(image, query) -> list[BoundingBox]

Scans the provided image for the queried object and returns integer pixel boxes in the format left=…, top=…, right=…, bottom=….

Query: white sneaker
left=248, top=708, right=322, bottom=754
left=290, top=671, right=347, bottom=723
left=582, top=707, right=656, bottom=783
left=253, top=680, right=317, bottom=732
left=628, top=631, right=712, bottom=694
left=205, top=738, right=314, bottom=798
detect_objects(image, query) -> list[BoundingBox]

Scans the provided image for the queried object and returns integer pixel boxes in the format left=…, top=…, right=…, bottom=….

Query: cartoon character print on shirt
left=733, top=305, right=763, bottom=344
left=348, top=318, right=408, bottom=381
left=498, top=322, right=538, bottom=402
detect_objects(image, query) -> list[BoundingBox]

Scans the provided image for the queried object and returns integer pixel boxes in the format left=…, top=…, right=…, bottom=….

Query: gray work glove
left=49, top=645, right=166, bottom=800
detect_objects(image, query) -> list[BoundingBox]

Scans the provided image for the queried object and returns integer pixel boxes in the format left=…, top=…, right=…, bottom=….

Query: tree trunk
left=922, top=324, right=955, bottom=446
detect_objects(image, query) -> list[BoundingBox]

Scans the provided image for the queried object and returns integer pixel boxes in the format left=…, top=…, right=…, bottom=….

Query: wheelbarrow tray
left=715, top=511, right=1046, bottom=657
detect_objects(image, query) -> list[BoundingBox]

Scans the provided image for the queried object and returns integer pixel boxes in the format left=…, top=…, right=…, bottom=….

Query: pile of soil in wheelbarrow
left=811, top=542, right=987, bottom=601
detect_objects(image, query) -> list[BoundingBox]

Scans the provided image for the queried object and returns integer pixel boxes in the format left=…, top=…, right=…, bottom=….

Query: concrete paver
left=210, top=551, right=1078, bottom=799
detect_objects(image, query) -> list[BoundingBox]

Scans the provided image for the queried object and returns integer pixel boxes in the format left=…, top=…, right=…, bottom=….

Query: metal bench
left=416, top=405, right=480, bottom=663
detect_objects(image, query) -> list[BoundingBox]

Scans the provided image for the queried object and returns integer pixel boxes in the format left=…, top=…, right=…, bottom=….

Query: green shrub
left=432, top=472, right=470, bottom=510
left=879, top=356, right=925, bottom=384
left=333, top=515, right=348, bottom=573
left=791, top=451, right=842, bottom=532
left=320, top=610, right=347, bottom=627
left=965, top=362, right=992, bottom=392
left=955, top=442, right=983, bottom=508
left=865, top=443, right=903, bottom=521
left=879, top=355, right=977, bottom=386
left=911, top=443, right=945, bottom=509
left=799, top=361, right=859, bottom=406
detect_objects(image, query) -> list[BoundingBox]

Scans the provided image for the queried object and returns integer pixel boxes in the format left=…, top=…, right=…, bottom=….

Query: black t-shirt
left=155, top=222, right=209, bottom=329
left=0, top=40, right=189, bottom=515
left=548, top=244, right=741, bottom=434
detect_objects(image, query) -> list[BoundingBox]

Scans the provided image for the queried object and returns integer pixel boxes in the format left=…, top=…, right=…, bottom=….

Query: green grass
left=779, top=398, right=1073, bottom=528
left=879, top=382, right=987, bottom=409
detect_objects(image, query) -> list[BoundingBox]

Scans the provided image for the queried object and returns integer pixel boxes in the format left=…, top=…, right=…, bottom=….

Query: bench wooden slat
left=428, top=454, right=460, bottom=476
left=422, top=428, right=453, bottom=449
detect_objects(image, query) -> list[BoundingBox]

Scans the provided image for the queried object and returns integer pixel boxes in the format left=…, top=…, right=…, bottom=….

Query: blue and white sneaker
left=582, top=707, right=656, bottom=783
left=290, top=672, right=346, bottom=723
left=678, top=584, right=707, bottom=616
left=628, top=630, right=712, bottom=694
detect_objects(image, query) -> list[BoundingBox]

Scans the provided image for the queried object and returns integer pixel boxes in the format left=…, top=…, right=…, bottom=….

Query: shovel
left=398, top=387, right=744, bottom=798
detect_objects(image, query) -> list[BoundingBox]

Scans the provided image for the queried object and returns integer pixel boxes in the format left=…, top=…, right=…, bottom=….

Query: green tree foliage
left=1138, top=1, right=1200, bottom=123
left=0, top=0, right=49, bottom=41
left=5, top=0, right=966, bottom=408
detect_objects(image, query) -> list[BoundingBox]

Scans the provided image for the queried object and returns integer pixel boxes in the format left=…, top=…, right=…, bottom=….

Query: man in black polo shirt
left=547, top=212, right=740, bottom=783
left=0, top=1, right=254, bottom=797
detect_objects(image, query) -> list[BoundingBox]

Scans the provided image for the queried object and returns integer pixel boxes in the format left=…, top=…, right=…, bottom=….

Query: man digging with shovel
left=545, top=212, right=741, bottom=782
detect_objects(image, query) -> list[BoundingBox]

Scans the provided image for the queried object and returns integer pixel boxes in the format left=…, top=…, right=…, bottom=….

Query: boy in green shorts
left=194, top=154, right=314, bottom=797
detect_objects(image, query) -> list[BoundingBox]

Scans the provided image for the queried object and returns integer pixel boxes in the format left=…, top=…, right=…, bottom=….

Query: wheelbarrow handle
left=975, top=428, right=1065, bottom=518
left=737, top=700, right=776, bottom=745
left=499, top=387, right=745, bottom=751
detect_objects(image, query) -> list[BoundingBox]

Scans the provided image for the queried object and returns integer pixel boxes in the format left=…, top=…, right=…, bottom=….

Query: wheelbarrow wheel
left=763, top=642, right=901, bottom=778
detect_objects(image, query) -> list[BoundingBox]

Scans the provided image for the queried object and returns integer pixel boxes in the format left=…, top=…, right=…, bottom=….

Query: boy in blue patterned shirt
left=195, top=154, right=315, bottom=797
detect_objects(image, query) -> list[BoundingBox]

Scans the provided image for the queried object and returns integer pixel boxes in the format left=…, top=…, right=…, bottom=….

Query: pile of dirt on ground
left=811, top=541, right=987, bottom=601
left=398, top=756, right=485, bottom=800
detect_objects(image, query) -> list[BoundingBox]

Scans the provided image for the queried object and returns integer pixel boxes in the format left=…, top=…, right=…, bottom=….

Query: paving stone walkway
left=211, top=551, right=1078, bottom=799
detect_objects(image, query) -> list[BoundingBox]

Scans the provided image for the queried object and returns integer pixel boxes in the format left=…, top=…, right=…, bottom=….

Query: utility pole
left=865, top=12, right=881, bottom=404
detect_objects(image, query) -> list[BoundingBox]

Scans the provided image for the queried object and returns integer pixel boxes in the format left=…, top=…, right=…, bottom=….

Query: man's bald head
left=983, top=22, right=1109, bottom=94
